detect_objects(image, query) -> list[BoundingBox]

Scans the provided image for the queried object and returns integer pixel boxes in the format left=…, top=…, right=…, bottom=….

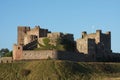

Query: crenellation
left=17, top=26, right=30, bottom=45
left=13, top=25, right=116, bottom=62
left=82, top=31, right=87, bottom=38
left=76, top=30, right=111, bottom=55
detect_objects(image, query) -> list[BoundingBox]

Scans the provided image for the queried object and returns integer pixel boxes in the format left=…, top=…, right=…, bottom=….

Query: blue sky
left=0, top=0, right=120, bottom=52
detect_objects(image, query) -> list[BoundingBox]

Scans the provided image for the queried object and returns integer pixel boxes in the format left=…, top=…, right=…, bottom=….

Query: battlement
left=76, top=30, right=111, bottom=54
left=13, top=26, right=112, bottom=61
left=82, top=31, right=87, bottom=38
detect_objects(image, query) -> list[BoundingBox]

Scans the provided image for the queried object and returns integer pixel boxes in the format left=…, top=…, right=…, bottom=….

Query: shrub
left=21, top=69, right=31, bottom=76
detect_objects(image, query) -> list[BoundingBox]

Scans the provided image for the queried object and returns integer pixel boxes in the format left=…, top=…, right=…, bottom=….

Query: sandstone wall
left=27, top=26, right=40, bottom=37
left=18, top=26, right=30, bottom=45
left=24, top=35, right=37, bottom=45
left=0, top=57, right=13, bottom=63
left=22, top=50, right=57, bottom=60
left=21, top=50, right=90, bottom=61
left=13, top=44, right=23, bottom=60
left=76, top=38, right=88, bottom=54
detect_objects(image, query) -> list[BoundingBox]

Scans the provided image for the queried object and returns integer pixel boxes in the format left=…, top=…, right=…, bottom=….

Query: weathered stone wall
left=23, top=40, right=37, bottom=50
left=13, top=44, right=23, bottom=60
left=22, top=50, right=57, bottom=60
left=76, top=38, right=88, bottom=54
left=26, top=26, right=49, bottom=38
left=21, top=50, right=93, bottom=61
left=39, top=28, right=49, bottom=37
left=82, top=30, right=100, bottom=44
left=18, top=26, right=30, bottom=45
left=47, top=32, right=63, bottom=39
left=76, top=30, right=111, bottom=55
left=88, top=39, right=96, bottom=54
left=0, top=57, right=13, bottom=63
left=24, top=35, right=37, bottom=45
left=100, top=32, right=111, bottom=53
left=27, top=26, right=40, bottom=37
left=63, top=33, right=74, bottom=41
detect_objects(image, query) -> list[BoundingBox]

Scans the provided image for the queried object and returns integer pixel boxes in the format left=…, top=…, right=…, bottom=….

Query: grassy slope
left=0, top=60, right=120, bottom=80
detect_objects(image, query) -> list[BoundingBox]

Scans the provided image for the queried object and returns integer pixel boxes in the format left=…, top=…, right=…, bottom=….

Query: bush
left=43, top=38, right=50, bottom=46
left=21, top=69, right=31, bottom=76
left=3, top=51, right=12, bottom=57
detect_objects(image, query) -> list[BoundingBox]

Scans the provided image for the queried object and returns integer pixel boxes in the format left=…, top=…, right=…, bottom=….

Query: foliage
left=43, top=38, right=50, bottom=46
left=21, top=69, right=31, bottom=76
left=4, top=51, right=13, bottom=57
left=36, top=38, right=75, bottom=51
left=0, top=48, right=12, bottom=57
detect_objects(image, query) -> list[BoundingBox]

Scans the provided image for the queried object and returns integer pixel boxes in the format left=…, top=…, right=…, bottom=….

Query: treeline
left=0, top=48, right=12, bottom=57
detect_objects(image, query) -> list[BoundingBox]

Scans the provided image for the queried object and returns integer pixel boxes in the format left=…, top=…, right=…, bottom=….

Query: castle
left=76, top=30, right=111, bottom=54
left=13, top=25, right=120, bottom=62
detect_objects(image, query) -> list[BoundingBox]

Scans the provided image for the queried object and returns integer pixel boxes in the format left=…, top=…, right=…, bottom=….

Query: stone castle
left=13, top=25, right=120, bottom=62
left=76, top=30, right=111, bottom=54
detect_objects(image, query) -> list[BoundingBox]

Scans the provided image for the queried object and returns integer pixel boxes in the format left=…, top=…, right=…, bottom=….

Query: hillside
left=0, top=60, right=120, bottom=80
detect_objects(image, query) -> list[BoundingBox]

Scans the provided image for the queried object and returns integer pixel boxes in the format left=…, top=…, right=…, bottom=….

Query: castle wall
left=26, top=26, right=49, bottom=39
left=47, top=32, right=63, bottom=39
left=100, top=32, right=111, bottom=53
left=84, top=30, right=101, bottom=44
left=0, top=57, right=13, bottom=63
left=21, top=50, right=95, bottom=61
left=88, top=39, right=96, bottom=54
left=63, top=33, right=74, bottom=41
left=76, top=30, right=111, bottom=55
left=23, top=40, right=37, bottom=50
left=76, top=38, right=88, bottom=54
left=39, top=28, right=49, bottom=37
left=27, top=26, right=40, bottom=37
left=22, top=50, right=57, bottom=60
left=24, top=35, right=37, bottom=45
left=13, top=44, right=23, bottom=60
left=18, top=26, right=30, bottom=45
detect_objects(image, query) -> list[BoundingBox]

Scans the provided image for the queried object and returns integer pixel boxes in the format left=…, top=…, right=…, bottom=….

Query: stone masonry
left=13, top=25, right=114, bottom=61
left=76, top=30, right=111, bottom=55
left=13, top=26, right=74, bottom=60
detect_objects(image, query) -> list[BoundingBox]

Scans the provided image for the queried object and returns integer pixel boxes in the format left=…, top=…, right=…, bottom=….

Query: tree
left=4, top=51, right=12, bottom=57
left=0, top=48, right=12, bottom=57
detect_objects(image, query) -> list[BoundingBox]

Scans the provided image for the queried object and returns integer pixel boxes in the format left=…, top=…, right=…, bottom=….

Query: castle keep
left=13, top=26, right=74, bottom=60
left=13, top=25, right=114, bottom=61
left=76, top=30, right=111, bottom=55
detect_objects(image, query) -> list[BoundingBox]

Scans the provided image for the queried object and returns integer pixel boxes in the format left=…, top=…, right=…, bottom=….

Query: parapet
left=106, top=31, right=111, bottom=35
left=96, top=30, right=102, bottom=33
left=47, top=32, right=63, bottom=38
left=18, top=26, right=30, bottom=30
left=82, top=31, right=87, bottom=38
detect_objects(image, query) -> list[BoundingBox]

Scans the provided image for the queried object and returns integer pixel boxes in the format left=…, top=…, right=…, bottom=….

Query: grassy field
left=0, top=60, right=120, bottom=80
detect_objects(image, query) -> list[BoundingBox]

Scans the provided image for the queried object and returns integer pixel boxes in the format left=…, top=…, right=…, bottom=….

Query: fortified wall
left=13, top=25, right=118, bottom=62
left=76, top=30, right=111, bottom=55
left=22, top=50, right=57, bottom=60
left=13, top=26, right=74, bottom=60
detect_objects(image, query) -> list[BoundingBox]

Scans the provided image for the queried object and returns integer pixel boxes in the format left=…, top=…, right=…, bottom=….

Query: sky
left=0, top=0, right=120, bottom=52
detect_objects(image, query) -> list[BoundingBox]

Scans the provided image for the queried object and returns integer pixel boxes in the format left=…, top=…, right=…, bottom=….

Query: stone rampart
left=0, top=57, right=13, bottom=63
left=21, top=50, right=92, bottom=61
left=22, top=50, right=57, bottom=60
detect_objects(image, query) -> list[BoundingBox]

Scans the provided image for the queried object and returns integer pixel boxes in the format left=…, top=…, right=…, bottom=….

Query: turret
left=82, top=31, right=87, bottom=38
left=96, top=30, right=101, bottom=43
left=17, top=26, right=30, bottom=45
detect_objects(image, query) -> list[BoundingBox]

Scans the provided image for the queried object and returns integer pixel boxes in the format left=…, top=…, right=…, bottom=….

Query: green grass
left=0, top=60, right=120, bottom=80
